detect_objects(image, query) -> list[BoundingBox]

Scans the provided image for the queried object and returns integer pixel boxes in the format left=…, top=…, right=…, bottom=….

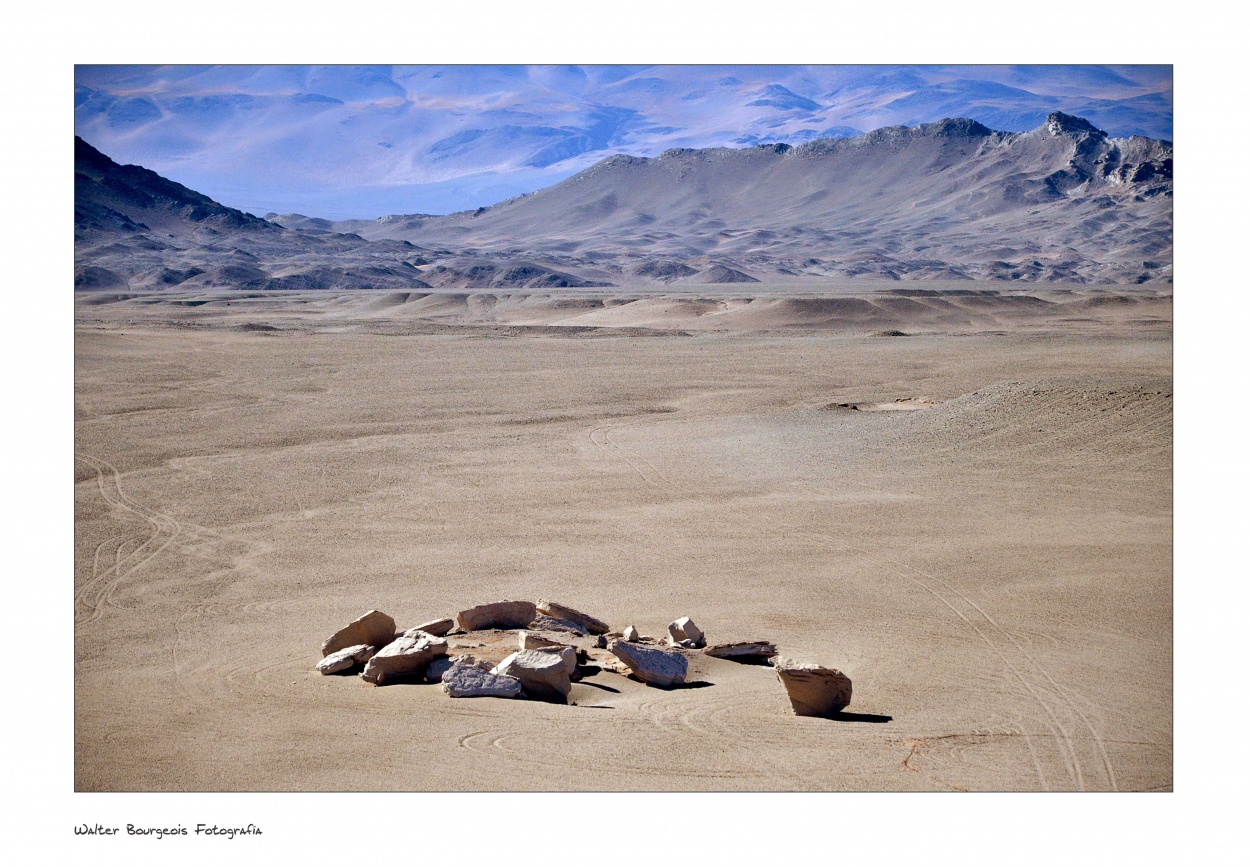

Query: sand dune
left=74, top=287, right=1171, bottom=791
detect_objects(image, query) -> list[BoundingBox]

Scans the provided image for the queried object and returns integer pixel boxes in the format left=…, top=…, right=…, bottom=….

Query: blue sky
left=75, top=65, right=1172, bottom=220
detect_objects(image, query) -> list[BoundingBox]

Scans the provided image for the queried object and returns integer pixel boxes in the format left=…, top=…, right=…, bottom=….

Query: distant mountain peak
left=1046, top=112, right=1107, bottom=138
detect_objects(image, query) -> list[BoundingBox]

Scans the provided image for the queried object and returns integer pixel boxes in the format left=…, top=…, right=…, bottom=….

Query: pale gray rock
left=455, top=600, right=537, bottom=632
left=536, top=599, right=610, bottom=635
left=774, top=660, right=853, bottom=716
left=667, top=616, right=705, bottom=648
left=316, top=643, right=376, bottom=675
left=442, top=657, right=524, bottom=699
left=622, top=625, right=640, bottom=642
left=413, top=617, right=455, bottom=637
left=321, top=609, right=397, bottom=657
left=493, top=647, right=576, bottom=700
left=607, top=639, right=688, bottom=686
left=361, top=634, right=448, bottom=685
left=703, top=641, right=777, bottom=659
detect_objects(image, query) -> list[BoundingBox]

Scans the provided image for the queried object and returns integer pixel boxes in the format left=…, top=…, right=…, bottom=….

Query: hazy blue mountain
left=75, top=65, right=1172, bottom=219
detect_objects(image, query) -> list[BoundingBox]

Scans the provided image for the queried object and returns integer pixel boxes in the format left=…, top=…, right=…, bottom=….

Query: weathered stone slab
left=774, top=661, right=853, bottom=716
left=442, top=657, right=524, bottom=699
left=413, top=617, right=455, bottom=637
left=536, top=599, right=610, bottom=635
left=455, top=600, right=537, bottom=632
left=361, top=634, right=448, bottom=685
left=703, top=641, right=777, bottom=659
left=321, top=610, right=397, bottom=657
left=493, top=647, right=576, bottom=700
left=316, top=644, right=376, bottom=675
left=667, top=616, right=705, bottom=648
left=529, top=613, right=585, bottom=634
left=607, top=639, right=688, bottom=687
left=584, top=647, right=633, bottom=675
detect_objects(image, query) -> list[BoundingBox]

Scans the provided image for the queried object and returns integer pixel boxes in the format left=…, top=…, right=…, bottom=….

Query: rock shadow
left=825, top=711, right=892, bottom=723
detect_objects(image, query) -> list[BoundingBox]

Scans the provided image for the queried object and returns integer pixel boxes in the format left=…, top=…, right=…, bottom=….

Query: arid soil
left=74, top=285, right=1171, bottom=791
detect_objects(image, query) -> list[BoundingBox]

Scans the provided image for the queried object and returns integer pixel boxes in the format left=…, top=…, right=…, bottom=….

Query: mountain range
left=74, top=65, right=1172, bottom=218
left=74, top=111, right=1173, bottom=291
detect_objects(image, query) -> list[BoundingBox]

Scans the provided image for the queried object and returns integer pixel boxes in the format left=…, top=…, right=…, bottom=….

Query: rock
left=704, top=641, right=777, bottom=660
left=774, top=660, right=853, bottom=716
left=455, top=600, right=537, bottom=632
left=529, top=613, right=585, bottom=634
left=316, top=644, right=376, bottom=675
left=321, top=610, right=397, bottom=657
left=536, top=599, right=610, bottom=635
left=493, top=647, right=577, bottom=700
left=413, top=617, right=455, bottom=637
left=442, top=657, right=524, bottom=699
left=584, top=647, right=633, bottom=675
left=518, top=630, right=567, bottom=651
left=667, top=616, right=705, bottom=648
left=622, top=625, right=640, bottom=642
left=361, top=634, right=448, bottom=685
left=425, top=656, right=455, bottom=683
left=606, top=640, right=688, bottom=687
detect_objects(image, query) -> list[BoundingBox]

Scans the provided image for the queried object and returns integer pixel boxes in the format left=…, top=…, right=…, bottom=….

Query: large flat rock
left=493, top=647, right=576, bottom=700
left=607, top=639, right=688, bottom=687
left=442, top=656, right=524, bottom=699
left=361, top=634, right=448, bottom=685
left=536, top=599, right=610, bottom=635
left=321, top=610, right=396, bottom=657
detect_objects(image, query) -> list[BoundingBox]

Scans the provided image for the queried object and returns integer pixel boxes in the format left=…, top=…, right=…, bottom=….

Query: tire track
left=581, top=406, right=1116, bottom=791
left=75, top=452, right=183, bottom=626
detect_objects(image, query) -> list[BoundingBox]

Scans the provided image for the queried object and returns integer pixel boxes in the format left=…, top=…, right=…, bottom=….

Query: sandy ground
left=74, top=286, right=1171, bottom=791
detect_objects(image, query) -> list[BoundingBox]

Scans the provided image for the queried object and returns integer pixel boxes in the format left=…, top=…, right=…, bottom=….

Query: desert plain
left=73, top=281, right=1171, bottom=792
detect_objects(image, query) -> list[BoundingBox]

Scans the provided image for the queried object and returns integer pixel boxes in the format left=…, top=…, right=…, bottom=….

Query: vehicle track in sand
left=576, top=386, right=1132, bottom=791
left=75, top=452, right=183, bottom=627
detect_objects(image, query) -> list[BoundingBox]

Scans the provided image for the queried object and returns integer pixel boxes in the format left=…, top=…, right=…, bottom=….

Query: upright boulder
left=455, top=600, right=537, bottom=632
left=361, top=633, right=448, bottom=685
left=493, top=647, right=577, bottom=700
left=622, top=625, right=640, bottom=642
left=536, top=599, right=610, bottom=635
left=607, top=640, right=688, bottom=687
left=667, top=616, right=705, bottom=649
left=774, top=660, right=852, bottom=716
left=322, top=610, right=397, bottom=657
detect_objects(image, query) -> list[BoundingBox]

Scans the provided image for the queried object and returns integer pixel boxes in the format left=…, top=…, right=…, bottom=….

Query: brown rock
left=316, top=644, right=376, bottom=675
left=321, top=610, right=397, bottom=657
left=774, top=660, right=852, bottom=716
left=455, top=600, right=537, bottom=632
left=607, top=639, right=688, bottom=686
left=536, top=599, right=610, bottom=635
left=412, top=617, right=455, bottom=637
left=361, top=634, right=448, bottom=685
left=492, top=647, right=576, bottom=700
